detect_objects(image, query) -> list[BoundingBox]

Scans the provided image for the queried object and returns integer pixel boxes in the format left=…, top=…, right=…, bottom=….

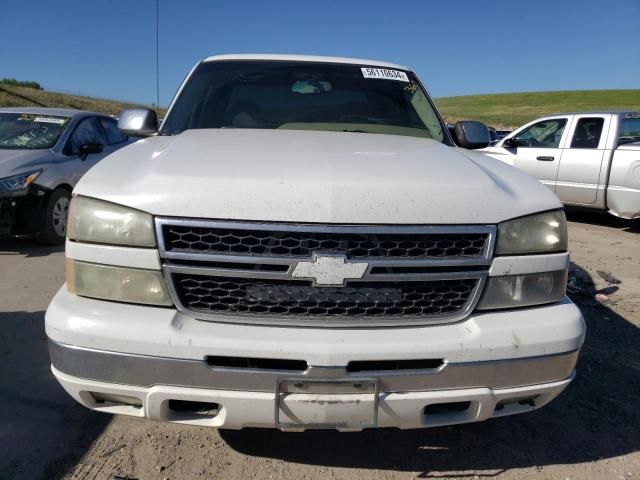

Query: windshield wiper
left=618, top=136, right=640, bottom=145
left=328, top=115, right=395, bottom=125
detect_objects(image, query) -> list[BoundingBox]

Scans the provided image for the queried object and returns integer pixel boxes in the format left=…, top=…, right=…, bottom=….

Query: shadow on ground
left=565, top=207, right=639, bottom=233
left=221, top=263, right=639, bottom=477
left=0, top=310, right=109, bottom=480
left=0, top=238, right=64, bottom=258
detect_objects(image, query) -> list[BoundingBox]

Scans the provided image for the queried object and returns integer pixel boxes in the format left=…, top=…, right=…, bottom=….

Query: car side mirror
left=503, top=137, right=518, bottom=148
left=453, top=121, right=490, bottom=149
left=79, top=143, right=104, bottom=160
left=118, top=108, right=158, bottom=137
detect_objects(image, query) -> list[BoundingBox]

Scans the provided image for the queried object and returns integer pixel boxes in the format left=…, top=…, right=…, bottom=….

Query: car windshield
left=162, top=60, right=446, bottom=141
left=0, top=113, right=70, bottom=149
left=619, top=116, right=640, bottom=145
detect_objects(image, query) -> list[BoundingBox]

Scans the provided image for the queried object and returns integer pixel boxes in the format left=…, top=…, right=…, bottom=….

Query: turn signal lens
left=67, top=260, right=172, bottom=306
left=477, top=270, right=567, bottom=310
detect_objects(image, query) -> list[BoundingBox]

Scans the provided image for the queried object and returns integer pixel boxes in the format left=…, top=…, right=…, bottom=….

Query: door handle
left=536, top=156, right=555, bottom=161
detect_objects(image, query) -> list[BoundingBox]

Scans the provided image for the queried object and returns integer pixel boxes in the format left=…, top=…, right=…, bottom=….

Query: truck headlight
left=477, top=270, right=567, bottom=310
left=496, top=210, right=567, bottom=255
left=0, top=170, right=41, bottom=193
left=67, top=196, right=155, bottom=247
left=67, top=260, right=172, bottom=306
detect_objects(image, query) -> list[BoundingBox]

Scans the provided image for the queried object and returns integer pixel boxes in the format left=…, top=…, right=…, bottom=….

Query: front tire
left=36, top=188, right=71, bottom=245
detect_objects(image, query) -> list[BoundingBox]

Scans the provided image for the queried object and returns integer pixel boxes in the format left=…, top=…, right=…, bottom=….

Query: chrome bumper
left=49, top=339, right=579, bottom=393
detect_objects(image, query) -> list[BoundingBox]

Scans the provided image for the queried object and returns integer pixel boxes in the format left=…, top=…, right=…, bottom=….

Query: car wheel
left=36, top=188, right=71, bottom=245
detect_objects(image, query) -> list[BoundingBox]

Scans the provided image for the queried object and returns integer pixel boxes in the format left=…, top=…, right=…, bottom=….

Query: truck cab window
left=570, top=118, right=604, bottom=149
left=516, top=119, right=567, bottom=148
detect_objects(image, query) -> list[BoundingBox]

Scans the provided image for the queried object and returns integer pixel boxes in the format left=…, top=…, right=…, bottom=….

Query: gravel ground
left=0, top=210, right=638, bottom=480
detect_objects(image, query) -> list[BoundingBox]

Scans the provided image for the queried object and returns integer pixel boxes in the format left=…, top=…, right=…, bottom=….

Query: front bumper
left=46, top=287, right=585, bottom=430
left=0, top=196, right=22, bottom=237
left=0, top=185, right=48, bottom=238
left=52, top=366, right=573, bottom=430
left=49, top=339, right=579, bottom=393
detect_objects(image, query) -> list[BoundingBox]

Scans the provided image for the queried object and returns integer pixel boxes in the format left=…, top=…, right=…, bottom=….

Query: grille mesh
left=172, top=274, right=478, bottom=318
left=162, top=225, right=488, bottom=259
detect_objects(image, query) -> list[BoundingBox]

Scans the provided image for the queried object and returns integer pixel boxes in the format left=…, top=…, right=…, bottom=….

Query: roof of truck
left=202, top=53, right=410, bottom=70
left=549, top=110, right=640, bottom=117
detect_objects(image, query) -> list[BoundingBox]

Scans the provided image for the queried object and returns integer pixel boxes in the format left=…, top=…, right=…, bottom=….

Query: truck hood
left=618, top=141, right=640, bottom=151
left=75, top=129, right=562, bottom=224
left=0, top=149, right=52, bottom=179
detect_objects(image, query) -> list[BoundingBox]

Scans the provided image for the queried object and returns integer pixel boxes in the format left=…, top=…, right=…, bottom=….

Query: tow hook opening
left=423, top=401, right=475, bottom=426
left=167, top=399, right=220, bottom=420
left=89, top=392, right=143, bottom=409
left=494, top=395, right=540, bottom=415
left=424, top=401, right=471, bottom=416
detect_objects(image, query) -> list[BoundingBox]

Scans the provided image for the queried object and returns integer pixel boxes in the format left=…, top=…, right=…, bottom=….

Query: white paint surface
left=74, top=129, right=562, bottom=224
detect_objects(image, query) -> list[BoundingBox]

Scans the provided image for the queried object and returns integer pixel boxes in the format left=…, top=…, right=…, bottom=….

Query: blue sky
left=1, top=0, right=638, bottom=106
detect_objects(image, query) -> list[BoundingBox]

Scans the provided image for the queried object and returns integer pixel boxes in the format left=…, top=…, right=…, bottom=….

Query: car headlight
left=67, top=196, right=156, bottom=247
left=67, top=260, right=172, bottom=306
left=477, top=270, right=567, bottom=310
left=496, top=210, right=567, bottom=255
left=0, top=170, right=41, bottom=193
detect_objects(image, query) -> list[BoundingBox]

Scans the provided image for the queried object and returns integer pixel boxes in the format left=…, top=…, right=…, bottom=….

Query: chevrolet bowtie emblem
left=291, top=253, right=368, bottom=287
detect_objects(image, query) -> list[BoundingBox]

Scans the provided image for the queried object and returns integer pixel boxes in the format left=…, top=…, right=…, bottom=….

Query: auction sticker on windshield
left=361, top=67, right=409, bottom=82
left=34, top=116, right=67, bottom=124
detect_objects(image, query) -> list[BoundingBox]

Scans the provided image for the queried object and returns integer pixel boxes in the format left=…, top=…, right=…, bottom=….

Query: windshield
left=619, top=116, right=640, bottom=145
left=162, top=60, right=446, bottom=141
left=0, top=113, right=70, bottom=150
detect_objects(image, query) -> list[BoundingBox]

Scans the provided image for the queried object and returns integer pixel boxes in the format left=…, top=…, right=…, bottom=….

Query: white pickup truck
left=46, top=54, right=585, bottom=431
left=482, top=111, right=640, bottom=220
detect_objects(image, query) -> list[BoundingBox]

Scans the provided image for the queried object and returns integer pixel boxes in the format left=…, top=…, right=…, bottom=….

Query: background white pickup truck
left=481, top=111, right=640, bottom=219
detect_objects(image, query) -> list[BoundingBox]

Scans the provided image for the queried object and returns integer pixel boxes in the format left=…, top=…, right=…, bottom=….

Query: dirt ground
left=1, top=210, right=638, bottom=480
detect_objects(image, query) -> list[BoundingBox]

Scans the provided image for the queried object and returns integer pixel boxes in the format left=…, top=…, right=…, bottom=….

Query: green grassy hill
left=436, top=89, right=640, bottom=128
left=0, top=83, right=164, bottom=116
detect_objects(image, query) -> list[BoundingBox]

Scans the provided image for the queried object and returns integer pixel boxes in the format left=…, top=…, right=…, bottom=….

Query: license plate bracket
left=275, top=378, right=379, bottom=430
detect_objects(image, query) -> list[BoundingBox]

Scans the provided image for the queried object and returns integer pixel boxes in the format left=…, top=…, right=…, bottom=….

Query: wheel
left=36, top=188, right=71, bottom=245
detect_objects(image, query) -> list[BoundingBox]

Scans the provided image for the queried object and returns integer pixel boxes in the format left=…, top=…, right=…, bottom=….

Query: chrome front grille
left=172, top=275, right=479, bottom=318
left=157, top=219, right=495, bottom=327
left=162, top=224, right=488, bottom=258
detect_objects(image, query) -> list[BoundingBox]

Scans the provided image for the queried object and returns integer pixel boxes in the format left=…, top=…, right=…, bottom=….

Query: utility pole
left=155, top=0, right=160, bottom=109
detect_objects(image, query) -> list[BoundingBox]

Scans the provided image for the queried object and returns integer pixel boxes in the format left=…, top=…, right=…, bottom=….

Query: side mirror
left=453, top=121, right=490, bottom=149
left=79, top=143, right=104, bottom=160
left=503, top=137, right=518, bottom=148
left=118, top=108, right=158, bottom=137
